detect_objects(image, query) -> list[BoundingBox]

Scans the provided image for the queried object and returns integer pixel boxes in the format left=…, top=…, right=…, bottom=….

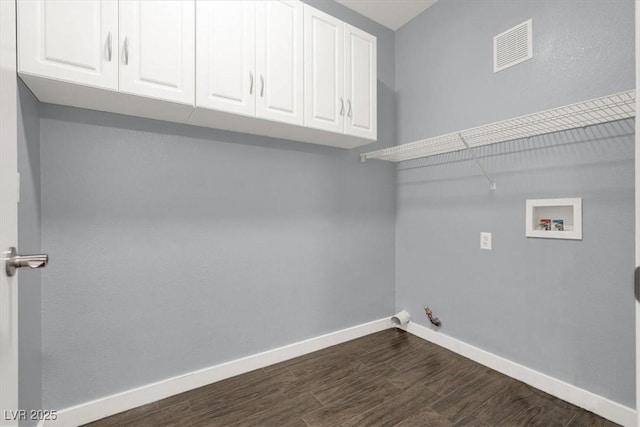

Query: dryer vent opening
left=391, top=310, right=411, bottom=327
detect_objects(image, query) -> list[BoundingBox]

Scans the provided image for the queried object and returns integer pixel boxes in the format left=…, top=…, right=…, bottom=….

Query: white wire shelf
left=361, top=90, right=636, bottom=164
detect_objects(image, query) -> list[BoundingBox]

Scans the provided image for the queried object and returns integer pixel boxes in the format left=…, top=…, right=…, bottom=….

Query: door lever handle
left=635, top=266, right=640, bottom=302
left=5, top=247, right=48, bottom=277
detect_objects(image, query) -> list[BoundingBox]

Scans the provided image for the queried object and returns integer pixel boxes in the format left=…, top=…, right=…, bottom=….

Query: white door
left=344, top=24, right=377, bottom=140
left=17, top=0, right=118, bottom=90
left=303, top=5, right=344, bottom=134
left=635, top=1, right=640, bottom=425
left=256, top=0, right=303, bottom=125
left=119, top=0, right=195, bottom=105
left=196, top=0, right=256, bottom=117
left=1, top=0, right=19, bottom=424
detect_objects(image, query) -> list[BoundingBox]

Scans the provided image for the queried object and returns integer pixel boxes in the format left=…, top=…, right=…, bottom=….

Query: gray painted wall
left=395, top=0, right=635, bottom=407
left=17, top=81, right=42, bottom=425
left=38, top=2, right=395, bottom=409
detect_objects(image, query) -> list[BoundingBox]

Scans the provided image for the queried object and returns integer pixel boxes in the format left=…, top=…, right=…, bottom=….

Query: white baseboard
left=40, top=317, right=393, bottom=427
left=38, top=317, right=636, bottom=427
left=403, top=322, right=636, bottom=427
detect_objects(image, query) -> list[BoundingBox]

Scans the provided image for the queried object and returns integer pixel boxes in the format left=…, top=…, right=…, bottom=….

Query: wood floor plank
left=188, top=368, right=298, bottom=415
left=505, top=404, right=575, bottom=427
left=286, top=347, right=367, bottom=379
left=264, top=340, right=367, bottom=376
left=360, top=336, right=420, bottom=367
left=386, top=350, right=457, bottom=390
left=503, top=390, right=582, bottom=427
left=451, top=414, right=493, bottom=427
left=392, top=407, right=454, bottom=427
left=279, top=360, right=371, bottom=400
left=311, top=363, right=398, bottom=405
left=302, top=378, right=399, bottom=427
left=225, top=392, right=322, bottom=427
left=342, top=382, right=440, bottom=427
left=424, top=356, right=494, bottom=398
left=385, top=341, right=455, bottom=372
left=470, top=377, right=540, bottom=425
left=429, top=371, right=505, bottom=424
left=83, top=330, right=620, bottom=427
left=187, top=389, right=288, bottom=426
left=352, top=329, right=403, bottom=351
left=155, top=368, right=267, bottom=410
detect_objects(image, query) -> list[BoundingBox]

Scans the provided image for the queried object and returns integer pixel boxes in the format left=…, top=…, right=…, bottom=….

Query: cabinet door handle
left=249, top=72, right=254, bottom=95
left=347, top=100, right=352, bottom=118
left=260, top=75, right=264, bottom=97
left=107, top=32, right=112, bottom=61
left=123, top=37, right=129, bottom=65
left=340, top=98, right=344, bottom=116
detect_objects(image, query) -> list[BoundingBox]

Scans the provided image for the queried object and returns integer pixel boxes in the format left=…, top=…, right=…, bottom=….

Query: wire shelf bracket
left=458, top=133, right=497, bottom=190
left=360, top=90, right=636, bottom=191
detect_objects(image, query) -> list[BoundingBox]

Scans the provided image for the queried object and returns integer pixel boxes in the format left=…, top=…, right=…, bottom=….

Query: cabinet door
left=196, top=0, right=256, bottom=117
left=344, top=24, right=377, bottom=140
left=303, top=5, right=344, bottom=134
left=17, top=0, right=118, bottom=90
left=256, top=1, right=303, bottom=125
left=119, top=1, right=195, bottom=105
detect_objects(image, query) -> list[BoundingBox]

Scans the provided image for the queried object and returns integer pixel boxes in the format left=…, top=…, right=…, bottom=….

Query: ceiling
left=335, top=0, right=438, bottom=31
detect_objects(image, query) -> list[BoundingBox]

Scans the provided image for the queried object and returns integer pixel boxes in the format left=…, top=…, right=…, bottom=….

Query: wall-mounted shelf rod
left=360, top=90, right=636, bottom=167
left=458, top=133, right=496, bottom=190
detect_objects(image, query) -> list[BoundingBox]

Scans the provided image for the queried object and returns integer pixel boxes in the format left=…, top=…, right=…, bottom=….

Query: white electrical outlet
left=480, top=232, right=492, bottom=250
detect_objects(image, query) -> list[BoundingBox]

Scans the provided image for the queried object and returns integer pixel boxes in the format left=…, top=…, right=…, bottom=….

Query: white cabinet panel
left=304, top=5, right=344, bottom=134
left=17, top=0, right=377, bottom=148
left=256, top=1, right=303, bottom=125
left=119, top=0, right=195, bottom=105
left=18, top=0, right=118, bottom=90
left=196, top=0, right=256, bottom=117
left=344, top=24, right=377, bottom=140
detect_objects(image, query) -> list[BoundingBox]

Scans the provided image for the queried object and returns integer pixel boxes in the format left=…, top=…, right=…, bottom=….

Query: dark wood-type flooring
left=85, top=329, right=618, bottom=427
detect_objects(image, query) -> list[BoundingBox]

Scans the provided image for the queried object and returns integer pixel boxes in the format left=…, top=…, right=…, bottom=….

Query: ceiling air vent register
left=493, top=19, right=532, bottom=73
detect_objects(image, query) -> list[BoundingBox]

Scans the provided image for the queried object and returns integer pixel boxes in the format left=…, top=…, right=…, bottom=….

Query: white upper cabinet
left=303, top=6, right=344, bottom=134
left=197, top=0, right=304, bottom=125
left=255, top=1, right=304, bottom=125
left=344, top=24, right=377, bottom=140
left=17, top=0, right=377, bottom=148
left=196, top=0, right=256, bottom=117
left=303, top=5, right=377, bottom=140
left=18, top=0, right=118, bottom=90
left=119, top=1, right=195, bottom=105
